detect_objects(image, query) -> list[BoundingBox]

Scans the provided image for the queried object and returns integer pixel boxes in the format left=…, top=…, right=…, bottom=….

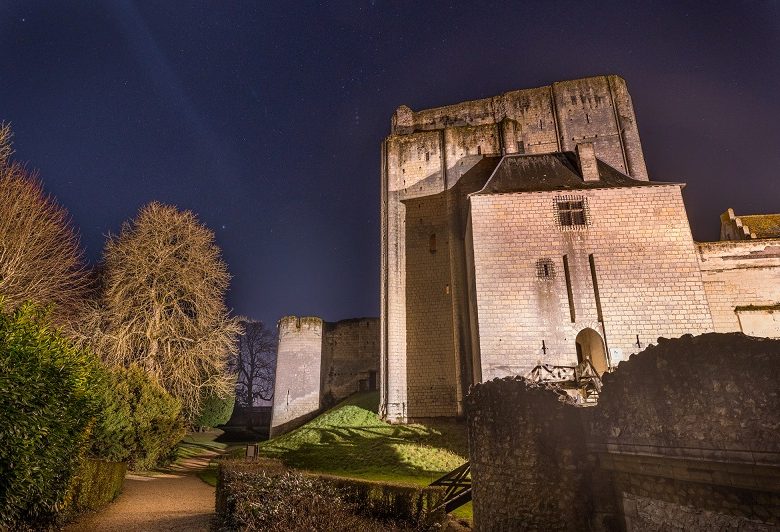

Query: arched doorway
left=575, top=328, right=608, bottom=375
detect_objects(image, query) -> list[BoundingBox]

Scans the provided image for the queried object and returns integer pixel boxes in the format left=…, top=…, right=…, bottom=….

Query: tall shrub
left=89, top=365, right=185, bottom=470
left=0, top=303, right=103, bottom=527
left=195, top=389, right=236, bottom=429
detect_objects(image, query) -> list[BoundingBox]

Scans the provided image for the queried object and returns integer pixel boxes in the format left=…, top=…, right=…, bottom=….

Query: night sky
left=1, top=2, right=777, bottom=325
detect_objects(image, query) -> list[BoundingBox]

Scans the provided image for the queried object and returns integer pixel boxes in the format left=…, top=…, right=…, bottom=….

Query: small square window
left=536, top=258, right=555, bottom=280
left=555, top=196, right=589, bottom=228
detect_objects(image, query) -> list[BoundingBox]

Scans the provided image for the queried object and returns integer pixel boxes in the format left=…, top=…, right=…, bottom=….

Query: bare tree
left=231, top=319, right=277, bottom=407
left=88, top=202, right=241, bottom=422
left=0, top=123, right=89, bottom=329
left=0, top=122, right=13, bottom=166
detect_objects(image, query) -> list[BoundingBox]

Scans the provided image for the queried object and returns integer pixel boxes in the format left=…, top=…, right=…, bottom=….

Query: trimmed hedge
left=65, top=458, right=126, bottom=514
left=216, top=459, right=445, bottom=531
left=0, top=303, right=104, bottom=527
left=89, top=364, right=185, bottom=470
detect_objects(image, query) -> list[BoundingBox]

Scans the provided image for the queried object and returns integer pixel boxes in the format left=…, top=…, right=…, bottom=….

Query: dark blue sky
left=1, top=1, right=778, bottom=325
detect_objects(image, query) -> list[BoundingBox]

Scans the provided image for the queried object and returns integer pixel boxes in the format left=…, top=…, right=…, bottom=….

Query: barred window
left=556, top=196, right=588, bottom=228
left=536, top=258, right=555, bottom=280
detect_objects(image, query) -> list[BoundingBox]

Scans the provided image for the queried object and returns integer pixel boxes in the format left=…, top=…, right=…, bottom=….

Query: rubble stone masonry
left=466, top=333, right=780, bottom=531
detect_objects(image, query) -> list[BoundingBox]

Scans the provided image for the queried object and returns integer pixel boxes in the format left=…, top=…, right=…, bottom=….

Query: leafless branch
left=0, top=123, right=89, bottom=330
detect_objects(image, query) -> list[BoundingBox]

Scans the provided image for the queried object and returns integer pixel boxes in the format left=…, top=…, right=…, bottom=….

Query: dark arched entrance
left=575, top=328, right=608, bottom=375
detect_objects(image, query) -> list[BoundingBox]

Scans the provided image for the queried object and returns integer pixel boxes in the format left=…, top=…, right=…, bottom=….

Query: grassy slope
left=257, top=392, right=473, bottom=520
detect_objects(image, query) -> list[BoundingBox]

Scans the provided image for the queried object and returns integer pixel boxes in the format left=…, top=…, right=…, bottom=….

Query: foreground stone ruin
left=466, top=333, right=780, bottom=531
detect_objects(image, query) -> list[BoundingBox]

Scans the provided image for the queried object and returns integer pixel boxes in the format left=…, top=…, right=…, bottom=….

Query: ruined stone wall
left=271, top=316, right=380, bottom=437
left=270, top=316, right=324, bottom=437
left=321, top=318, right=379, bottom=407
left=466, top=333, right=780, bottom=531
left=468, top=185, right=713, bottom=379
left=391, top=74, right=647, bottom=180
left=381, top=75, right=650, bottom=421
left=698, top=239, right=780, bottom=337
left=466, top=379, right=592, bottom=530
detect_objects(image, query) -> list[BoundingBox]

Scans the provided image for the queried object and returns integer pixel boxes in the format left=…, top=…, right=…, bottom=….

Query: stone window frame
left=554, top=194, right=590, bottom=230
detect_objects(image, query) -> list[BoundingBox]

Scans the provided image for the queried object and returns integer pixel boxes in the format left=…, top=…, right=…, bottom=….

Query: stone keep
left=380, top=74, right=780, bottom=422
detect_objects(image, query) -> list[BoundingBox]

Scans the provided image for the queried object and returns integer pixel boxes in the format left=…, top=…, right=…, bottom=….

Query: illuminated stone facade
left=380, top=75, right=780, bottom=422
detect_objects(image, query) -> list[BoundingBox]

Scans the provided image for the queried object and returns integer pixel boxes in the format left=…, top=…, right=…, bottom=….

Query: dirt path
left=66, top=451, right=219, bottom=532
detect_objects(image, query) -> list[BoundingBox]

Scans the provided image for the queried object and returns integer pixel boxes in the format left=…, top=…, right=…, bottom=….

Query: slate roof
left=473, top=152, right=680, bottom=195
left=739, top=214, right=780, bottom=239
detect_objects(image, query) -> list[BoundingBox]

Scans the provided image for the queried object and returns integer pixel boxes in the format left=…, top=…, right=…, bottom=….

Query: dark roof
left=739, top=214, right=780, bottom=239
left=473, top=152, right=680, bottom=195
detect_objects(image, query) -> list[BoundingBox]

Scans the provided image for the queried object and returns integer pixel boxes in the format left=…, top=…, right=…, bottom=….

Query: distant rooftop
left=720, top=208, right=780, bottom=240
left=737, top=214, right=780, bottom=239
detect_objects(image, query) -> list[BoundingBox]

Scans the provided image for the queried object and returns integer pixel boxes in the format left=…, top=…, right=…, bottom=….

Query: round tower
left=270, top=316, right=324, bottom=437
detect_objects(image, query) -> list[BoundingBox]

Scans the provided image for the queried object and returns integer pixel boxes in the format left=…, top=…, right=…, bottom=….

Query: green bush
left=216, top=459, right=445, bottom=531
left=64, top=458, right=126, bottom=514
left=195, top=389, right=236, bottom=429
left=0, top=303, right=104, bottom=527
left=90, top=365, right=185, bottom=470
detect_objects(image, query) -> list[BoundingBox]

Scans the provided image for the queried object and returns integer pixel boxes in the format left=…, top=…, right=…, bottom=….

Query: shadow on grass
left=260, top=422, right=468, bottom=482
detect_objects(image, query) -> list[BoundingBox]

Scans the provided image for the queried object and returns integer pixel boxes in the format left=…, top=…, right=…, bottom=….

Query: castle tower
left=380, top=75, right=650, bottom=422
left=269, top=316, right=324, bottom=437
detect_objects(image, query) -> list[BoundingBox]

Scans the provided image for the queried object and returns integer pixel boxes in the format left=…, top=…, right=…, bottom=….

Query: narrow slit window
left=516, top=141, right=525, bottom=154
left=563, top=255, right=575, bottom=322
left=429, top=233, right=436, bottom=254
left=589, top=254, right=604, bottom=322
left=477, top=145, right=482, bottom=155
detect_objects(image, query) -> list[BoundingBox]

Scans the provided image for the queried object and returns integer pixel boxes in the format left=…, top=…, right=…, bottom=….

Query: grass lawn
left=257, top=391, right=473, bottom=520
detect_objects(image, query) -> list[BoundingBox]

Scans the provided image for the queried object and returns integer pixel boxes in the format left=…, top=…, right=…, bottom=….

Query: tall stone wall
left=381, top=75, right=649, bottom=422
left=466, top=333, right=780, bottom=531
left=468, top=184, right=713, bottom=379
left=698, top=239, right=780, bottom=337
left=271, top=316, right=380, bottom=437
left=321, top=318, right=379, bottom=407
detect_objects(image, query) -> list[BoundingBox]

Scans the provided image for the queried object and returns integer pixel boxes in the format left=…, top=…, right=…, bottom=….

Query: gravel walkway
left=66, top=451, right=219, bottom=532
